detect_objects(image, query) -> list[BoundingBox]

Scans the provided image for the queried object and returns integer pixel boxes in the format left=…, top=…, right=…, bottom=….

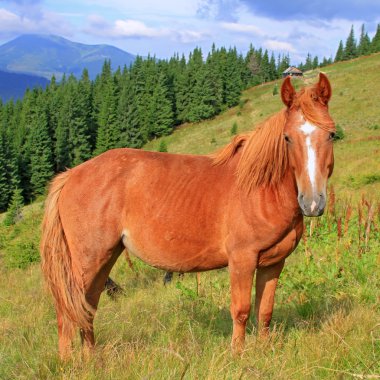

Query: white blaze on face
left=299, top=121, right=317, bottom=210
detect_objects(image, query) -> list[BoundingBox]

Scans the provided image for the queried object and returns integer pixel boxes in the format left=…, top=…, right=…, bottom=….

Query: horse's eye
left=329, top=132, right=336, bottom=140
left=284, top=134, right=291, bottom=143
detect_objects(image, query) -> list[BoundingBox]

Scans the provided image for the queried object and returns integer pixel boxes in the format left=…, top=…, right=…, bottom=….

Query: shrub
left=230, top=122, right=238, bottom=136
left=334, top=124, right=345, bottom=141
left=363, top=174, right=380, bottom=185
left=272, top=84, right=279, bottom=96
left=158, top=140, right=168, bottom=152
left=4, top=241, right=40, bottom=269
left=3, top=188, right=24, bottom=226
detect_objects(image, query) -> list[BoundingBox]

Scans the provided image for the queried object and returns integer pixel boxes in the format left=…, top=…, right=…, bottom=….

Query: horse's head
left=281, top=73, right=335, bottom=217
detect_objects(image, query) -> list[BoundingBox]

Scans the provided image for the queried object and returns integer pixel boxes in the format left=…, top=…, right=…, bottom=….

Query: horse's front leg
left=229, top=251, right=258, bottom=353
left=255, top=259, right=285, bottom=336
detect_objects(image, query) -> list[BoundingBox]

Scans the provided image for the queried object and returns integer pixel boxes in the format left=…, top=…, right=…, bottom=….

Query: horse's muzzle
left=297, top=192, right=326, bottom=217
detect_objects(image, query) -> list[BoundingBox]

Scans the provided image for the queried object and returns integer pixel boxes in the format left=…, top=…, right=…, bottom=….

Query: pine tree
left=141, top=56, right=160, bottom=134
left=175, top=54, right=190, bottom=124
left=205, top=49, right=224, bottom=114
left=54, top=78, right=73, bottom=170
left=184, top=47, right=216, bottom=122
left=15, top=89, right=35, bottom=202
left=70, top=71, right=93, bottom=165
left=260, top=50, right=270, bottom=82
left=335, top=40, right=344, bottom=62
left=312, top=56, right=319, bottom=69
left=55, top=111, right=70, bottom=171
left=321, top=56, right=332, bottom=67
left=269, top=52, right=277, bottom=80
left=166, top=54, right=182, bottom=124
left=3, top=188, right=24, bottom=226
left=304, top=53, right=313, bottom=71
left=128, top=56, right=150, bottom=142
left=29, top=90, right=54, bottom=196
left=371, top=24, right=380, bottom=53
left=247, top=48, right=262, bottom=85
left=150, top=71, right=174, bottom=137
left=358, top=24, right=371, bottom=56
left=0, top=131, right=10, bottom=211
left=242, top=44, right=256, bottom=87
left=277, top=54, right=290, bottom=77
left=344, top=25, right=358, bottom=60
left=94, top=65, right=119, bottom=155
left=223, top=48, right=243, bottom=107
left=116, top=64, right=146, bottom=149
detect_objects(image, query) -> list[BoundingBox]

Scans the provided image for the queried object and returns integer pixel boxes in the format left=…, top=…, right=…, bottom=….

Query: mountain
left=0, top=70, right=49, bottom=102
left=0, top=34, right=136, bottom=81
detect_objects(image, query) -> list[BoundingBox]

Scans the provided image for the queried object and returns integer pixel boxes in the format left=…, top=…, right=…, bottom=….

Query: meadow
left=0, top=54, right=379, bottom=379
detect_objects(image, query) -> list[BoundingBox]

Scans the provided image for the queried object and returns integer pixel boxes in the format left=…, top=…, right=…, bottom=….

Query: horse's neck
left=274, top=167, right=300, bottom=217
left=250, top=166, right=300, bottom=217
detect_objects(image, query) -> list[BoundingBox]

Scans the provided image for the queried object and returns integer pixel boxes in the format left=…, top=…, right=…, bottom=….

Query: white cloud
left=220, top=22, right=265, bottom=36
left=85, top=16, right=169, bottom=38
left=264, top=39, right=296, bottom=52
left=113, top=19, right=167, bottom=38
left=176, top=30, right=210, bottom=43
left=0, top=7, right=72, bottom=37
left=85, top=15, right=209, bottom=44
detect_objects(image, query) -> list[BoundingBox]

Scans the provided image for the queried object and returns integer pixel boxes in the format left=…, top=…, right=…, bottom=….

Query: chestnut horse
left=41, top=73, right=336, bottom=358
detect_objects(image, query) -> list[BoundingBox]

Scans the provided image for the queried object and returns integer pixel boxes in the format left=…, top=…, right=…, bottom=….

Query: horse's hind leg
left=105, top=277, right=124, bottom=298
left=78, top=243, right=124, bottom=353
left=55, top=305, right=76, bottom=359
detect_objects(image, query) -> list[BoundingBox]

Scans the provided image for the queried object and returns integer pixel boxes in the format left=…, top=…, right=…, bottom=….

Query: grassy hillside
left=0, top=54, right=379, bottom=379
left=146, top=52, right=380, bottom=201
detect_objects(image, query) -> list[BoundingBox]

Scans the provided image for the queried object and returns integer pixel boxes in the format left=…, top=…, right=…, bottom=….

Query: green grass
left=1, top=53, right=380, bottom=379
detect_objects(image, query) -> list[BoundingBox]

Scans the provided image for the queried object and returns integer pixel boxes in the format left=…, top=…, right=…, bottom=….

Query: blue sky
left=1, top=0, right=380, bottom=63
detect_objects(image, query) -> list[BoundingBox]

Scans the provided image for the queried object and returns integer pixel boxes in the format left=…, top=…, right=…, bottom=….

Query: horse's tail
left=40, top=170, right=94, bottom=337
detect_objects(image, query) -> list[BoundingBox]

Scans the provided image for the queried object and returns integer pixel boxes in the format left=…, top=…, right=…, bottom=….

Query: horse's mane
left=212, top=82, right=336, bottom=192
left=212, top=110, right=288, bottom=192
left=294, top=86, right=336, bottom=132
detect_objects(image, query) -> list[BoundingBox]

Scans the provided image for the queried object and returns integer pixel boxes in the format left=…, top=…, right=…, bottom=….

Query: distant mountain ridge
left=0, top=34, right=136, bottom=81
left=0, top=70, right=49, bottom=102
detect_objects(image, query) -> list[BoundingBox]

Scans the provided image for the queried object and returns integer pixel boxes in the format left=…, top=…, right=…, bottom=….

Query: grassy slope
left=146, top=53, right=380, bottom=200
left=0, top=55, right=379, bottom=379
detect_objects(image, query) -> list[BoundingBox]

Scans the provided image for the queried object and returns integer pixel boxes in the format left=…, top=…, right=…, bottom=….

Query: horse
left=40, top=73, right=336, bottom=358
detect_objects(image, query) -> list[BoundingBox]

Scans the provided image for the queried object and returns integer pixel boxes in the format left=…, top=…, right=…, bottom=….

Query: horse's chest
left=258, top=228, right=300, bottom=267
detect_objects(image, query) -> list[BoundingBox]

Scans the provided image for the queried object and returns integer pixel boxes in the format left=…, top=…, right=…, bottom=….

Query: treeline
left=334, top=24, right=380, bottom=62
left=0, top=44, right=293, bottom=212
left=296, top=23, right=380, bottom=72
left=298, top=54, right=333, bottom=72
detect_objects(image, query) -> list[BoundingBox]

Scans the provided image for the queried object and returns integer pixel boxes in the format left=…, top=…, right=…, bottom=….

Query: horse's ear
left=317, top=72, right=332, bottom=105
left=281, top=76, right=296, bottom=107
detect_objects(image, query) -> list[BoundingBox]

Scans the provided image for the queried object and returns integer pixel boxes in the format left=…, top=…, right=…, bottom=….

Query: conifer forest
left=1, top=23, right=379, bottom=213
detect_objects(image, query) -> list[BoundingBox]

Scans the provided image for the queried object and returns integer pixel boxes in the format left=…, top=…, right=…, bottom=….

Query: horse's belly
left=258, top=228, right=298, bottom=267
left=121, top=227, right=228, bottom=272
